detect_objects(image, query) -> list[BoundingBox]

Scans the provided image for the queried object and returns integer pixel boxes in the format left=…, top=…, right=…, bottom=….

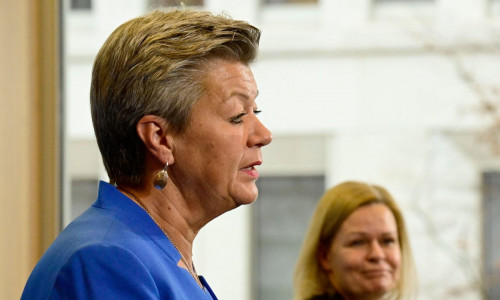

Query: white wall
left=64, top=0, right=500, bottom=299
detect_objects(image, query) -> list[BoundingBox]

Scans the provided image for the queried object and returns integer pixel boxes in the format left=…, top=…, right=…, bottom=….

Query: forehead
left=203, top=60, right=258, bottom=99
left=340, top=204, right=397, bottom=233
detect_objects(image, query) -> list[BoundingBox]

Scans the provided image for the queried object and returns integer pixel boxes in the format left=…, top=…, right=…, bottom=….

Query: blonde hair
left=90, top=9, right=260, bottom=186
left=293, top=181, right=417, bottom=300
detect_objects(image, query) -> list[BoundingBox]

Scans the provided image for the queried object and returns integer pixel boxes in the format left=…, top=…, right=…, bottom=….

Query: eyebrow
left=225, top=89, right=259, bottom=103
left=345, top=231, right=398, bottom=237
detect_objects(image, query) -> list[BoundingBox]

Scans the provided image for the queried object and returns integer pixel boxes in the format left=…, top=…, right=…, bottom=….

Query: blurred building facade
left=64, top=0, right=500, bottom=299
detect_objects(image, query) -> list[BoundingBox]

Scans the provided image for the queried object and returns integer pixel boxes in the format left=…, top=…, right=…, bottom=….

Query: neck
left=117, top=185, right=197, bottom=265
left=117, top=184, right=207, bottom=289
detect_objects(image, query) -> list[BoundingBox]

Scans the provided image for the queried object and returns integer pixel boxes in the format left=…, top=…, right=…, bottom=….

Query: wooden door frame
left=0, top=0, right=60, bottom=297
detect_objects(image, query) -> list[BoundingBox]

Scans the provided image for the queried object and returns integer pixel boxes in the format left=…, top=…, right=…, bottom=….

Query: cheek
left=389, top=248, right=402, bottom=272
left=213, top=131, right=244, bottom=150
left=329, top=249, right=363, bottom=294
left=204, top=139, right=243, bottom=176
left=199, top=137, right=230, bottom=160
left=331, top=249, right=360, bottom=273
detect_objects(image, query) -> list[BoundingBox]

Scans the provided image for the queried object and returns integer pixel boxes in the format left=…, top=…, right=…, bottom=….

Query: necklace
left=118, top=188, right=205, bottom=290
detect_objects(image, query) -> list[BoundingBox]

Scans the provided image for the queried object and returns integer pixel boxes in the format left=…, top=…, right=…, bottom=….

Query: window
left=71, top=179, right=99, bottom=219
left=253, top=176, right=325, bottom=300
left=264, top=0, right=317, bottom=4
left=492, top=0, right=500, bottom=17
left=482, top=172, right=500, bottom=299
left=374, top=0, right=433, bottom=2
left=149, top=0, right=203, bottom=6
left=70, top=0, right=92, bottom=10
left=371, top=0, right=435, bottom=20
left=260, top=0, right=319, bottom=25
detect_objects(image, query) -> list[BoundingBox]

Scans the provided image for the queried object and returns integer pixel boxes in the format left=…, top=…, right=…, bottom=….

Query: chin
left=232, top=185, right=259, bottom=206
left=367, top=282, right=394, bottom=295
left=236, top=195, right=258, bottom=206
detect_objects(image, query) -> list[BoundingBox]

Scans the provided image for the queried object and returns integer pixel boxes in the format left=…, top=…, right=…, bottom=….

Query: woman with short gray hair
left=22, top=9, right=272, bottom=299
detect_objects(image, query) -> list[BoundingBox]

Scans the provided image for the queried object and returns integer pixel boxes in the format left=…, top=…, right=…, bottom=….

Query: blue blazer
left=22, top=181, right=218, bottom=300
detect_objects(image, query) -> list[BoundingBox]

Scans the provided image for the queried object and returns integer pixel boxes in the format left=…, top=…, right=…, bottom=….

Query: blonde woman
left=294, top=181, right=417, bottom=300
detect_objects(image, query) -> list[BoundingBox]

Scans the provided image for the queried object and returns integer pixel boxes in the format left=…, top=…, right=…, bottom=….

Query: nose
left=367, top=241, right=385, bottom=261
left=249, top=117, right=272, bottom=147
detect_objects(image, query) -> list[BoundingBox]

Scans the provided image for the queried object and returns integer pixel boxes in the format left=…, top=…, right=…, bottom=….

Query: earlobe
left=136, top=115, right=173, bottom=163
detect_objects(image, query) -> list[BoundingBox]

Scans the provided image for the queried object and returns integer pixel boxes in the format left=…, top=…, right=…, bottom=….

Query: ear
left=317, top=242, right=333, bottom=272
left=136, top=115, right=173, bottom=164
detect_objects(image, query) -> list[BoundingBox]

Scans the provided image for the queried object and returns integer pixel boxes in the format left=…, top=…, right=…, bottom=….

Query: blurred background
left=2, top=0, right=500, bottom=299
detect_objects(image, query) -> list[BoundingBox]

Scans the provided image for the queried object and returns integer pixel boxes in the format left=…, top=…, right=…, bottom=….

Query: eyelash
left=349, top=240, right=364, bottom=247
left=348, top=237, right=396, bottom=247
left=230, top=109, right=262, bottom=124
left=382, top=238, right=396, bottom=245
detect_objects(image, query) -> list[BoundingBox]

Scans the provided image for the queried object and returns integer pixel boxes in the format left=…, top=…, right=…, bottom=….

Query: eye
left=381, top=237, right=397, bottom=246
left=230, top=108, right=262, bottom=124
left=348, top=239, right=365, bottom=247
left=230, top=112, right=247, bottom=124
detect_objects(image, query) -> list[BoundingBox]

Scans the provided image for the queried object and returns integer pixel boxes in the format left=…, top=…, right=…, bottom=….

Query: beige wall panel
left=0, top=0, right=59, bottom=298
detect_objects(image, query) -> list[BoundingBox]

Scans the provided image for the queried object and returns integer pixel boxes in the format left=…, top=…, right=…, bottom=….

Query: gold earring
left=153, top=162, right=168, bottom=190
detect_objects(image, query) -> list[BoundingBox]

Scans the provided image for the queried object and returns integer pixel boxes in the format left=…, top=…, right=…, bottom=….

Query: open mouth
left=241, top=161, right=261, bottom=177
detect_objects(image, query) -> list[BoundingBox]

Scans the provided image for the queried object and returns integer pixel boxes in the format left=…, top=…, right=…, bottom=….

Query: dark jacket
left=309, top=293, right=344, bottom=300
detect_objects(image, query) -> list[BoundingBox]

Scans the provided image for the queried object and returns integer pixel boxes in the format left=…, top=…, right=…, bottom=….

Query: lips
left=241, top=161, right=261, bottom=178
left=243, top=160, right=261, bottom=168
left=362, top=269, right=391, bottom=278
